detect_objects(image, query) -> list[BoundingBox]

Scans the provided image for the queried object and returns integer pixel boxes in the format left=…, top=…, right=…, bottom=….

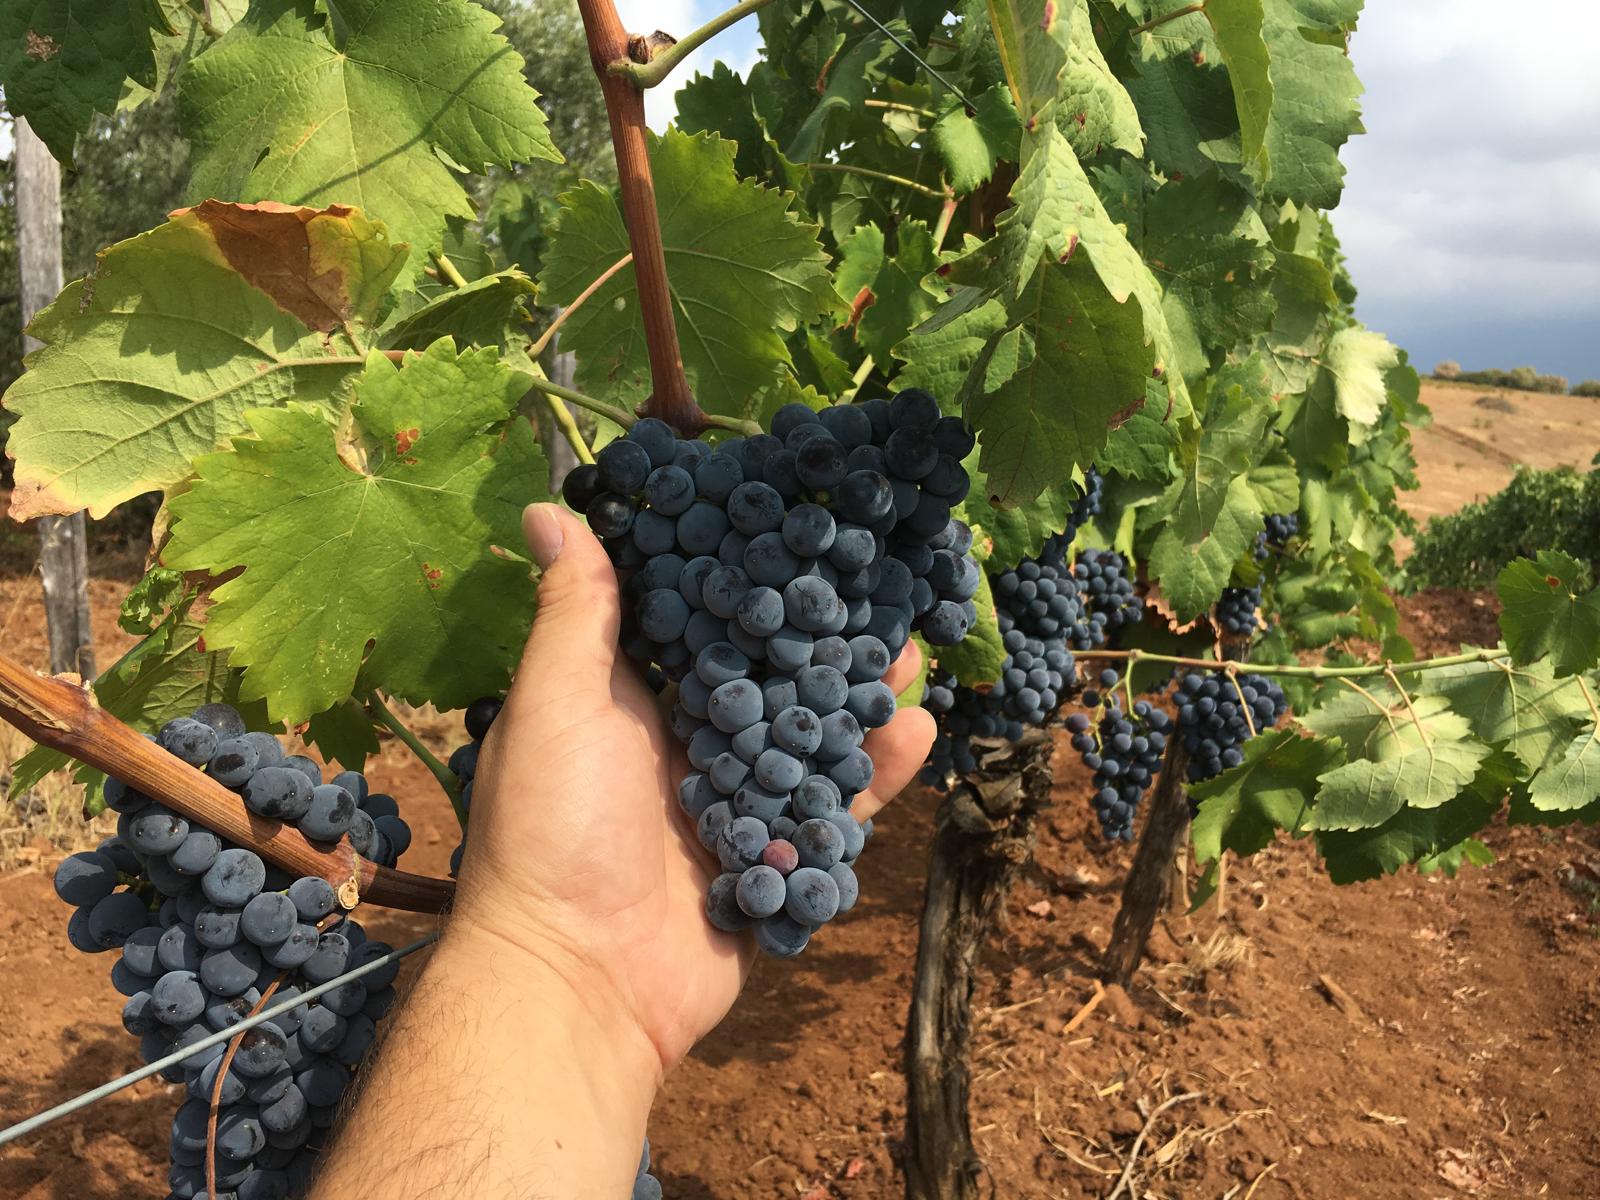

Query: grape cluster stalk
left=563, top=390, right=981, bottom=957
left=52, top=704, right=411, bottom=1200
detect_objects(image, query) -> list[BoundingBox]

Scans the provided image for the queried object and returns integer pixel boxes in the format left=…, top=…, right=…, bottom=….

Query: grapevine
left=0, top=0, right=1592, bottom=1197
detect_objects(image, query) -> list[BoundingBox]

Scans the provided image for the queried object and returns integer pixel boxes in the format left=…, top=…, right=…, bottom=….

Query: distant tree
left=1434, top=360, right=1461, bottom=379
left=1573, top=381, right=1600, bottom=398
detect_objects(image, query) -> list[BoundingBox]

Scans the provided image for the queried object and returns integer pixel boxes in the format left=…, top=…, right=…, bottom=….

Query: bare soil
left=2, top=403, right=1599, bottom=1198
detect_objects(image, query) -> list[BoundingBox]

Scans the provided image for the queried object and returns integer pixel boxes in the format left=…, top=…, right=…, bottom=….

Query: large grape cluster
left=1067, top=668, right=1171, bottom=842
left=1174, top=670, right=1288, bottom=782
left=1215, top=585, right=1263, bottom=637
left=562, top=390, right=978, bottom=956
left=1254, top=512, right=1299, bottom=560
left=52, top=704, right=409, bottom=1200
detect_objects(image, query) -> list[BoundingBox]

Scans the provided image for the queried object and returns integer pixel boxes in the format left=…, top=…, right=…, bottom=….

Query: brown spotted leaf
left=4, top=203, right=408, bottom=520
left=163, top=339, right=546, bottom=724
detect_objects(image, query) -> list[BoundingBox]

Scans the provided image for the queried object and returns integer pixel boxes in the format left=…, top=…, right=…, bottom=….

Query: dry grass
left=0, top=722, right=113, bottom=872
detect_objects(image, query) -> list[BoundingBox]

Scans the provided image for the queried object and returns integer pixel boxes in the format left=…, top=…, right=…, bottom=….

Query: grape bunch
left=1073, top=548, right=1143, bottom=641
left=562, top=390, right=979, bottom=956
left=1254, top=512, right=1299, bottom=560
left=1067, top=668, right=1171, bottom=842
left=1174, top=670, right=1288, bottom=782
left=1036, top=466, right=1104, bottom=565
left=52, top=704, right=410, bottom=1200
left=443, top=694, right=505, bottom=877
left=1215, top=585, right=1263, bottom=637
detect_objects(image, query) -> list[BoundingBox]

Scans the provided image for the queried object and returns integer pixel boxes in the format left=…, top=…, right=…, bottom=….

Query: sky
left=618, top=0, right=1600, bottom=385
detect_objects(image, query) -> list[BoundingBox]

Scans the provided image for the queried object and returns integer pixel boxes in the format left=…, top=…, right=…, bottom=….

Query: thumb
left=513, top=502, right=621, bottom=687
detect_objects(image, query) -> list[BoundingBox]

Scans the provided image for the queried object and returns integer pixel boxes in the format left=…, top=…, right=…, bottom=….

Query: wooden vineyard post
left=15, top=118, right=95, bottom=680
left=1102, top=742, right=1192, bottom=987
left=904, top=729, right=1056, bottom=1200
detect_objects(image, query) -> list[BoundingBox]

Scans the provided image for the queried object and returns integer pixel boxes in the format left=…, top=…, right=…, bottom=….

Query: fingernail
left=524, top=503, right=565, bottom=568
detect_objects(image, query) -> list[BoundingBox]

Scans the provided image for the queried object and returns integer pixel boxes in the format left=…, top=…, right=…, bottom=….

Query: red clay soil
left=2, top=582, right=1598, bottom=1199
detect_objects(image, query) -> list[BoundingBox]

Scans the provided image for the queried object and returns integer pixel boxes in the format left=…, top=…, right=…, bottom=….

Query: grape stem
left=1129, top=1, right=1207, bottom=36
left=366, top=691, right=466, bottom=828
left=429, top=251, right=471, bottom=290
left=520, top=369, right=638, bottom=430
left=610, top=0, right=778, bottom=88
left=537, top=382, right=597, bottom=466
left=1072, top=645, right=1511, bottom=679
left=0, top=652, right=454, bottom=912
left=529, top=253, right=634, bottom=360
left=805, top=161, right=952, bottom=199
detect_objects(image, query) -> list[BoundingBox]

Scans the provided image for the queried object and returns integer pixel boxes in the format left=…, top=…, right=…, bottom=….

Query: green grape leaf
left=120, top=567, right=188, bottom=636
left=10, top=590, right=265, bottom=795
left=180, top=0, right=559, bottom=283
left=835, top=222, right=944, bottom=364
left=898, top=641, right=930, bottom=709
left=1189, top=727, right=1339, bottom=905
left=164, top=340, right=547, bottom=724
left=1056, top=0, right=1144, bottom=158
left=1256, top=0, right=1365, bottom=208
left=931, top=84, right=1019, bottom=192
left=784, top=26, right=905, bottom=163
left=1199, top=0, right=1271, bottom=174
left=1526, top=724, right=1600, bottom=813
left=1099, top=387, right=1179, bottom=481
left=1322, top=326, right=1399, bottom=432
left=1123, top=25, right=1243, bottom=182
left=676, top=63, right=796, bottom=186
left=304, top=699, right=380, bottom=771
left=382, top=270, right=537, bottom=355
left=1416, top=838, right=1496, bottom=879
left=1496, top=553, right=1600, bottom=677
left=0, top=0, right=161, bottom=160
left=965, top=251, right=1162, bottom=504
left=1146, top=384, right=1271, bottom=618
left=1306, top=694, right=1491, bottom=830
left=932, top=565, right=1005, bottom=687
left=1418, top=654, right=1589, bottom=777
left=1143, top=172, right=1276, bottom=374
left=538, top=130, right=841, bottom=422
left=985, top=0, right=1071, bottom=125
left=967, top=472, right=1076, bottom=571
left=1315, top=769, right=1503, bottom=885
left=1257, top=250, right=1337, bottom=394
left=5, top=202, right=407, bottom=520
left=894, top=288, right=1012, bottom=400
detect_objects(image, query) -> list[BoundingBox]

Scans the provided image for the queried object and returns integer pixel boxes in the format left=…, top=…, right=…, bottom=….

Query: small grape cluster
left=1254, top=512, right=1299, bottom=560
left=1069, top=669, right=1172, bottom=841
left=443, top=695, right=505, bottom=877
left=1073, top=548, right=1143, bottom=641
left=1215, top=585, right=1263, bottom=637
left=52, top=704, right=409, bottom=1200
left=564, top=390, right=979, bottom=956
left=1036, top=467, right=1104, bottom=565
left=1174, top=670, right=1288, bottom=782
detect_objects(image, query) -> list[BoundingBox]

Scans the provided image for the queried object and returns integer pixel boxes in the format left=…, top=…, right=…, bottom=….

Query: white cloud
left=1339, top=0, right=1600, bottom=377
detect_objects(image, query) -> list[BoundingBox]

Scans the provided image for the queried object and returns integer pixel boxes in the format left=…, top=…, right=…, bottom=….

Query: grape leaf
left=1189, top=727, right=1340, bottom=905
left=1099, top=386, right=1179, bottom=481
left=1257, top=250, right=1337, bottom=395
left=676, top=62, right=800, bottom=188
left=538, top=130, right=841, bottom=422
left=0, top=0, right=161, bottom=160
left=1527, top=724, right=1600, bottom=813
left=304, top=699, right=380, bottom=771
left=163, top=340, right=547, bottom=724
left=1322, top=326, right=1399, bottom=432
left=966, top=470, right=1076, bottom=572
left=965, top=252, right=1162, bottom=504
left=984, top=0, right=1071, bottom=125
left=894, top=288, right=1012, bottom=400
left=180, top=0, right=559, bottom=283
left=1056, top=0, right=1144, bottom=158
left=1418, top=654, right=1589, bottom=777
left=1199, top=0, right=1270, bottom=174
left=5, top=202, right=407, bottom=520
left=1256, top=0, right=1365, bottom=208
left=382, top=270, right=537, bottom=354
left=1496, top=553, right=1600, bottom=677
left=931, top=85, right=1019, bottom=192
left=1315, top=773, right=1503, bottom=884
left=1123, top=24, right=1244, bottom=181
left=1307, top=695, right=1491, bottom=830
left=1143, top=172, right=1276, bottom=375
left=835, top=222, right=944, bottom=364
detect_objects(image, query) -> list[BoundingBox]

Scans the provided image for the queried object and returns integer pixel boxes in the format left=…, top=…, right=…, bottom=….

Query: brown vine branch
left=575, top=0, right=699, bottom=432
left=0, top=654, right=454, bottom=913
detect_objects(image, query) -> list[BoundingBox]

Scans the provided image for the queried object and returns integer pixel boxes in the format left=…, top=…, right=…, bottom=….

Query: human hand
left=452, top=502, right=935, bottom=1075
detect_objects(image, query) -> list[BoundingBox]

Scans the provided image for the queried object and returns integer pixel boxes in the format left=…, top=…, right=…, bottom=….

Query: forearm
left=311, top=920, right=662, bottom=1199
